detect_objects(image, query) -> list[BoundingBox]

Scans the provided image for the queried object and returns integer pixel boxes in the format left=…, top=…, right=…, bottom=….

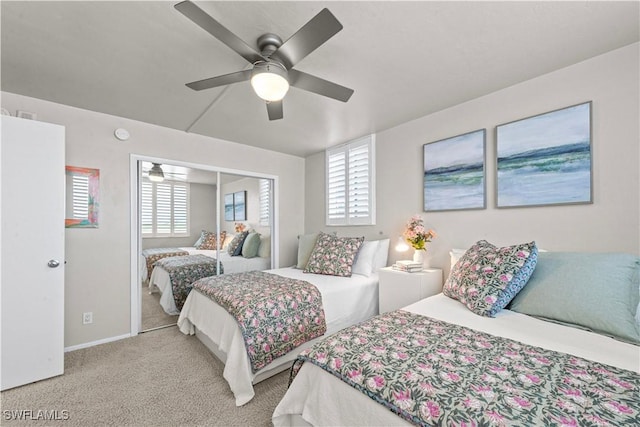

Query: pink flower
left=603, top=401, right=633, bottom=415
left=366, top=375, right=385, bottom=390
left=419, top=401, right=440, bottom=421
left=393, top=389, right=414, bottom=410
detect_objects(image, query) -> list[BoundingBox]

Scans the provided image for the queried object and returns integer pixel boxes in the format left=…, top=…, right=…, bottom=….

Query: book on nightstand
left=392, top=260, right=423, bottom=273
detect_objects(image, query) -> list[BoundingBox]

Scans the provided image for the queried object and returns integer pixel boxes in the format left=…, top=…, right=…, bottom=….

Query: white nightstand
left=378, top=267, right=443, bottom=313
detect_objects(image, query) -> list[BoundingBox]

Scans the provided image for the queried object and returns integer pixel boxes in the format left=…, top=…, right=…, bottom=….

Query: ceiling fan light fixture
left=148, top=163, right=165, bottom=182
left=250, top=61, right=289, bottom=102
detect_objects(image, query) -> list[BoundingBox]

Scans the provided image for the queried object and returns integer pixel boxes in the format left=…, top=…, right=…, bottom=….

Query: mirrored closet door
left=138, top=160, right=274, bottom=332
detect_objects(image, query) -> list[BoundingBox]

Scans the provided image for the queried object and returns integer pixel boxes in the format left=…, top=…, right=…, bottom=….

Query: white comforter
left=272, top=294, right=640, bottom=426
left=177, top=267, right=379, bottom=406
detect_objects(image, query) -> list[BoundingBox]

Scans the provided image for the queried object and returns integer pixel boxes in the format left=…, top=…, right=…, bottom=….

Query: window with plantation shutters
left=326, top=135, right=376, bottom=226
left=141, top=179, right=190, bottom=237
left=259, top=179, right=271, bottom=226
left=71, top=174, right=90, bottom=220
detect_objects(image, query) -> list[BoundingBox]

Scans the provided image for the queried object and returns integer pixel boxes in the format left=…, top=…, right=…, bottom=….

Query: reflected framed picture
left=423, top=129, right=486, bottom=211
left=65, top=166, right=99, bottom=228
left=496, top=102, right=592, bottom=208
left=234, top=191, right=246, bottom=221
left=224, top=193, right=234, bottom=221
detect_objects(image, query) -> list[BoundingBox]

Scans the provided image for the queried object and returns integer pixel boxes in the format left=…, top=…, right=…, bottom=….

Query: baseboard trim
left=64, top=333, right=131, bottom=352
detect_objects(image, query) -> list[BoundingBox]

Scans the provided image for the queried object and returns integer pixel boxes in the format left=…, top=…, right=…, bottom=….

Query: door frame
left=129, top=154, right=279, bottom=336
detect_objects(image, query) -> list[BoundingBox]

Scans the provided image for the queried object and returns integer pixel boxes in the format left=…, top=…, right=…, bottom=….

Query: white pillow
left=296, top=233, right=320, bottom=269
left=373, top=238, right=390, bottom=270
left=352, top=240, right=379, bottom=277
left=450, top=248, right=468, bottom=269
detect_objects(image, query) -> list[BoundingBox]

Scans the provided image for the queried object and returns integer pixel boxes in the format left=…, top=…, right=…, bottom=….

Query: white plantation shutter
left=155, top=183, right=172, bottom=234
left=326, top=135, right=376, bottom=226
left=172, top=184, right=188, bottom=234
left=71, top=175, right=90, bottom=219
left=141, top=181, right=154, bottom=235
left=141, top=179, right=190, bottom=237
left=327, top=150, right=346, bottom=222
left=259, top=179, right=271, bottom=226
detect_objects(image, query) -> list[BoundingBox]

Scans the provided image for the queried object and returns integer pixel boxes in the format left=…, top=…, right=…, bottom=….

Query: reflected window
left=141, top=179, right=190, bottom=237
left=65, top=166, right=99, bottom=228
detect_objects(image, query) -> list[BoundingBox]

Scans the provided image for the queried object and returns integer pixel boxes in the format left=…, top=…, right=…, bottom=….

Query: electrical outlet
left=82, top=312, right=93, bottom=325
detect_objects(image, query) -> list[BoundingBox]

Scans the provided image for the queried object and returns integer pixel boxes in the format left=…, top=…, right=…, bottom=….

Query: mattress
left=272, top=293, right=640, bottom=426
left=177, top=267, right=380, bottom=406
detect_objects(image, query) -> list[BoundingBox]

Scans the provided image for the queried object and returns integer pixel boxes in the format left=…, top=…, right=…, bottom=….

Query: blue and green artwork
left=423, top=129, right=486, bottom=211
left=497, top=102, right=592, bottom=208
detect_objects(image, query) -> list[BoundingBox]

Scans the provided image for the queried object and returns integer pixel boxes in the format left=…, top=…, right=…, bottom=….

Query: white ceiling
left=2, top=1, right=638, bottom=157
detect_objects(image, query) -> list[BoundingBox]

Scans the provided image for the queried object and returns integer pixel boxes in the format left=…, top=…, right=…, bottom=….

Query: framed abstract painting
left=496, top=102, right=592, bottom=208
left=233, top=191, right=247, bottom=221
left=423, top=129, right=486, bottom=212
left=224, top=193, right=234, bottom=221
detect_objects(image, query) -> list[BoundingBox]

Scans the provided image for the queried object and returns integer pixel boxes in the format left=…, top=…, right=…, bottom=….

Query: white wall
left=220, top=176, right=270, bottom=237
left=305, top=44, right=640, bottom=274
left=141, top=182, right=217, bottom=249
left=0, top=92, right=305, bottom=348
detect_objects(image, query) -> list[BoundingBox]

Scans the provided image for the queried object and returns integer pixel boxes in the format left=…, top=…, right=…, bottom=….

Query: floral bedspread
left=142, top=247, right=188, bottom=279
left=154, top=254, right=222, bottom=311
left=291, top=310, right=639, bottom=426
left=193, top=271, right=326, bottom=373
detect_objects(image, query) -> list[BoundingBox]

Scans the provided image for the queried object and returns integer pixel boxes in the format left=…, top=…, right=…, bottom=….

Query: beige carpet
left=1, top=327, right=289, bottom=426
left=141, top=283, right=178, bottom=331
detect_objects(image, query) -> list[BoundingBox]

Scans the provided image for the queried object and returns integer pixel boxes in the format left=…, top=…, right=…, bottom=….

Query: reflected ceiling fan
left=174, top=0, right=354, bottom=120
left=142, top=163, right=187, bottom=182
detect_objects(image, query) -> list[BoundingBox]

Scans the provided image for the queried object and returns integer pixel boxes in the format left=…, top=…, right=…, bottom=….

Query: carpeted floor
left=1, top=326, right=289, bottom=426
left=141, top=283, right=178, bottom=331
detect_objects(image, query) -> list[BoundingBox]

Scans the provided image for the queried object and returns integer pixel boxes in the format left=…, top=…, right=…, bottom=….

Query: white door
left=1, top=116, right=65, bottom=390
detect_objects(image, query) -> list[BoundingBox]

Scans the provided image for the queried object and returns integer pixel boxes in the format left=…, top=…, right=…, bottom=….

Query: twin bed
left=273, top=244, right=640, bottom=426
left=178, top=234, right=390, bottom=405
left=145, top=247, right=270, bottom=315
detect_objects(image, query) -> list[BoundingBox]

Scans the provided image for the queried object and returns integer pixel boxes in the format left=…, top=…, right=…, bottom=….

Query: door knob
left=47, top=260, right=60, bottom=268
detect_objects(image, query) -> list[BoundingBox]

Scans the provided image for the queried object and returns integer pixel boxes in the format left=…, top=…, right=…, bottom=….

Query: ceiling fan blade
left=266, top=101, right=284, bottom=121
left=186, top=69, right=251, bottom=91
left=271, top=8, right=343, bottom=70
left=175, top=1, right=264, bottom=64
left=289, top=70, right=353, bottom=102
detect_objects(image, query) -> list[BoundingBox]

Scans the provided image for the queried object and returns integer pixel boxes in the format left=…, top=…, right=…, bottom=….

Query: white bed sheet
left=272, top=293, right=640, bottom=427
left=148, top=249, right=271, bottom=315
left=177, top=267, right=380, bottom=406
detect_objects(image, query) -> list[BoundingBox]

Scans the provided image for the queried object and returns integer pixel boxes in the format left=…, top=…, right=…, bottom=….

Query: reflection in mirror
left=65, top=166, right=99, bottom=228
left=139, top=162, right=274, bottom=332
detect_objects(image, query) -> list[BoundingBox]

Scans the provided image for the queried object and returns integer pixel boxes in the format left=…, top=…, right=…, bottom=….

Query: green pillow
left=509, top=252, right=640, bottom=344
left=241, top=232, right=261, bottom=258
left=296, top=233, right=320, bottom=269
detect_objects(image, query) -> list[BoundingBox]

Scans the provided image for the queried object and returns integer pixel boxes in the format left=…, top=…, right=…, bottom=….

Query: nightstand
left=378, top=267, right=443, bottom=313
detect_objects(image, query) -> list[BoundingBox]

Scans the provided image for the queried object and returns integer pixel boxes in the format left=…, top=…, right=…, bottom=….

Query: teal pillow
left=241, top=232, right=261, bottom=258
left=509, top=252, right=640, bottom=344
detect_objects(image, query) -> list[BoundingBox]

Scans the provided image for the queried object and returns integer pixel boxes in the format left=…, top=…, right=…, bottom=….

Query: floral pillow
left=226, top=231, right=249, bottom=256
left=443, top=240, right=538, bottom=317
left=196, top=230, right=227, bottom=250
left=304, top=232, right=364, bottom=277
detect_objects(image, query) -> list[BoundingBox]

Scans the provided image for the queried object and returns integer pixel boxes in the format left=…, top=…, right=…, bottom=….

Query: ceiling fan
left=174, top=1, right=354, bottom=121
left=143, top=163, right=187, bottom=182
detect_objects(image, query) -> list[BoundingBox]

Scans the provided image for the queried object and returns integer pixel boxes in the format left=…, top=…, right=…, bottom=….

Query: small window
left=141, top=179, right=190, bottom=237
left=326, top=135, right=376, bottom=226
left=259, top=179, right=271, bottom=226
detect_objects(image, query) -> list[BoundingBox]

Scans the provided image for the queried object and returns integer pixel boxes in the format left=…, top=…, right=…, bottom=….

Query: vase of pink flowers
left=403, top=214, right=437, bottom=267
